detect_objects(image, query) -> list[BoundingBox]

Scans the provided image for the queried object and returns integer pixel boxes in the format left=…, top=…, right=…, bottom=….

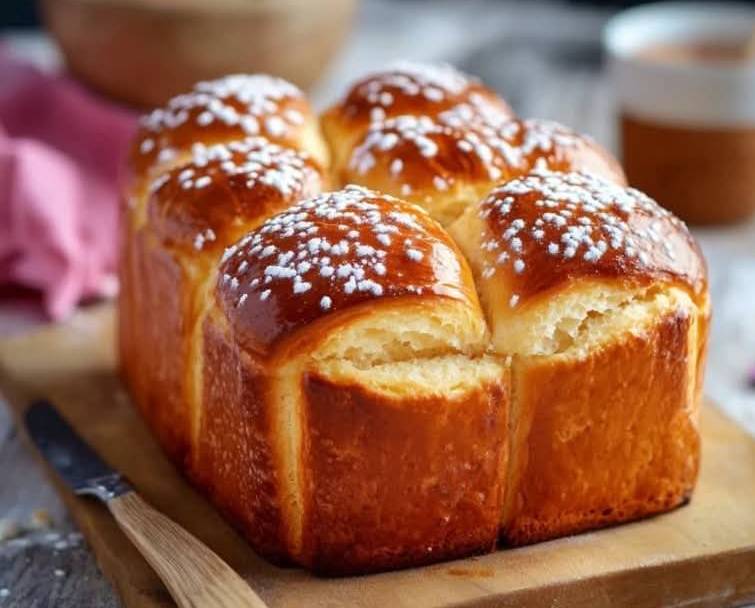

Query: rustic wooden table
left=1, top=1, right=754, bottom=605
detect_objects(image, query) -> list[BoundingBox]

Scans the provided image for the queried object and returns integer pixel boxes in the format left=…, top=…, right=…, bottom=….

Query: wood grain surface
left=0, top=304, right=754, bottom=608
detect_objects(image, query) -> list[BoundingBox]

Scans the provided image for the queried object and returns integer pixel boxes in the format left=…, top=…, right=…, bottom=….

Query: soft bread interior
left=310, top=298, right=489, bottom=367
left=347, top=176, right=494, bottom=228
left=271, top=357, right=310, bottom=556
left=447, top=200, right=489, bottom=279
left=314, top=354, right=506, bottom=399
left=420, top=183, right=496, bottom=227
left=301, top=118, right=331, bottom=168
left=549, top=286, right=697, bottom=360
left=319, top=109, right=361, bottom=180
left=487, top=283, right=698, bottom=358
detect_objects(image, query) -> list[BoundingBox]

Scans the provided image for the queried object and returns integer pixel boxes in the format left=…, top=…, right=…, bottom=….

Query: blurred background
left=0, top=0, right=753, bottom=427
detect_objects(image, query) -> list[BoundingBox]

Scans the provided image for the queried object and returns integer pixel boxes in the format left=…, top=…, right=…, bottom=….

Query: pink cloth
left=0, top=51, right=138, bottom=320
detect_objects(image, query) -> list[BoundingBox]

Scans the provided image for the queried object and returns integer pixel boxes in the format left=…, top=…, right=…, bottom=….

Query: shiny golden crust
left=340, top=114, right=509, bottom=225
left=119, top=229, right=192, bottom=464
left=325, top=60, right=512, bottom=127
left=147, top=137, right=324, bottom=256
left=120, top=76, right=328, bottom=446
left=498, top=118, right=626, bottom=184
left=321, top=60, right=513, bottom=168
left=217, top=185, right=481, bottom=353
left=301, top=365, right=509, bottom=575
left=195, top=316, right=289, bottom=563
left=130, top=74, right=328, bottom=180
left=119, top=67, right=712, bottom=576
left=452, top=170, right=706, bottom=314
left=337, top=117, right=625, bottom=226
left=502, top=308, right=704, bottom=545
left=195, top=319, right=509, bottom=572
left=200, top=186, right=502, bottom=570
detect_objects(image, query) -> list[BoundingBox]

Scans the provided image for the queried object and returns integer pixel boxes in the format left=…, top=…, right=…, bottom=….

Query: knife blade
left=24, top=399, right=131, bottom=502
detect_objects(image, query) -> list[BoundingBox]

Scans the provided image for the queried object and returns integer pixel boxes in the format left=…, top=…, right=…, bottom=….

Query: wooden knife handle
left=108, top=491, right=269, bottom=608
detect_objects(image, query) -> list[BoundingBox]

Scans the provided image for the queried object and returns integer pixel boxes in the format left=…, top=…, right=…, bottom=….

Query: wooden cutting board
left=0, top=305, right=754, bottom=608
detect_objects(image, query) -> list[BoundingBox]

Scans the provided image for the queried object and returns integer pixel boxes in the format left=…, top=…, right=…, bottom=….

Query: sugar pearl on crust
left=217, top=185, right=470, bottom=346
left=346, top=113, right=594, bottom=194
left=140, top=74, right=303, bottom=137
left=151, top=137, right=316, bottom=198
left=477, top=169, right=706, bottom=295
left=357, top=61, right=475, bottom=108
left=135, top=74, right=307, bottom=166
left=193, top=228, right=216, bottom=251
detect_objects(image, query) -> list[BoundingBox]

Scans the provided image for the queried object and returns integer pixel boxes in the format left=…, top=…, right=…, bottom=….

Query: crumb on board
left=0, top=519, right=21, bottom=542
left=29, top=509, right=53, bottom=530
left=1, top=520, right=82, bottom=552
left=1, top=510, right=55, bottom=544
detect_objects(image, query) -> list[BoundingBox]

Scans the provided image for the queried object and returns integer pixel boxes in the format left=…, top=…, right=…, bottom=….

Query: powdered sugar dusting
left=152, top=136, right=315, bottom=198
left=137, top=74, right=305, bottom=161
left=347, top=113, right=588, bottom=193
left=149, top=136, right=320, bottom=251
left=220, top=185, right=450, bottom=316
left=478, top=170, right=699, bottom=288
left=354, top=61, right=474, bottom=109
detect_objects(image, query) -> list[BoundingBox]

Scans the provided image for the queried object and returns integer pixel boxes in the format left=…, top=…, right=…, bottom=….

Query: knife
left=25, top=400, right=269, bottom=608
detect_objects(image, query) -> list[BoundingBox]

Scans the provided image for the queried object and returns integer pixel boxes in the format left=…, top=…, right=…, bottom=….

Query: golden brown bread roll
left=119, top=133, right=326, bottom=464
left=120, top=71, right=328, bottom=410
left=119, top=74, right=327, bottom=466
left=449, top=169, right=709, bottom=544
left=321, top=60, right=514, bottom=170
left=119, top=64, right=709, bottom=575
left=128, top=74, right=328, bottom=199
left=200, top=186, right=508, bottom=572
left=332, top=110, right=625, bottom=225
left=147, top=139, right=324, bottom=255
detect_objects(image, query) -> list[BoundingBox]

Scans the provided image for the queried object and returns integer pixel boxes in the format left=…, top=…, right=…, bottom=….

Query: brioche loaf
left=119, top=61, right=709, bottom=575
